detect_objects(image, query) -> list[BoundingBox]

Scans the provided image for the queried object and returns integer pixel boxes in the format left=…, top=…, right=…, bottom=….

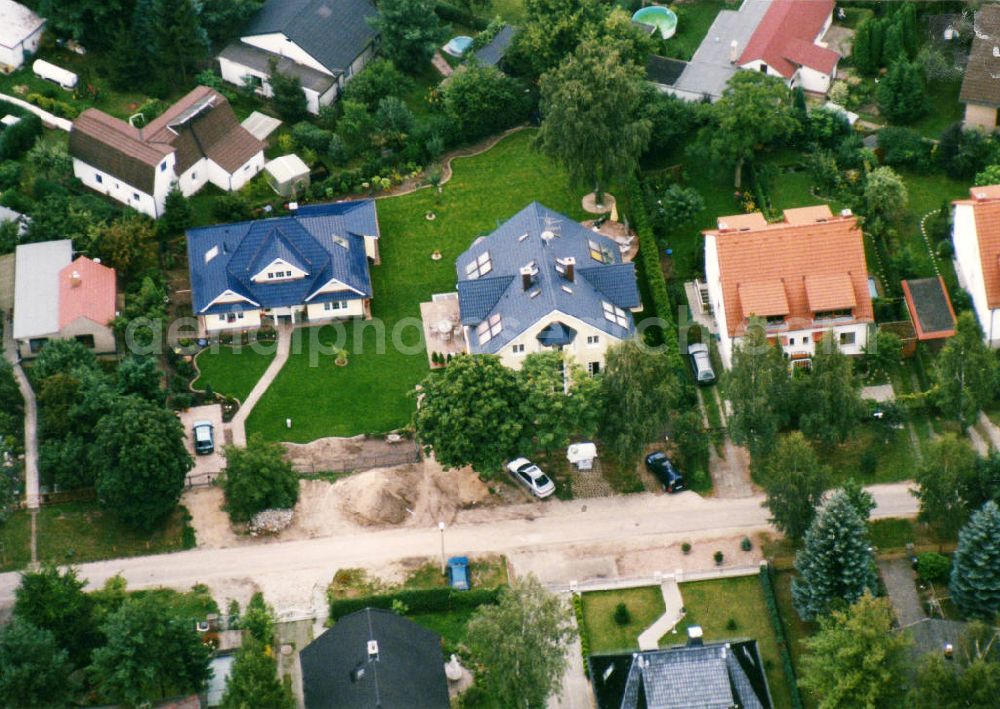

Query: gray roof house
left=589, top=639, right=773, bottom=709
left=473, top=25, right=517, bottom=67
left=299, top=608, right=450, bottom=709
left=217, top=0, right=380, bottom=115
left=454, top=202, right=640, bottom=372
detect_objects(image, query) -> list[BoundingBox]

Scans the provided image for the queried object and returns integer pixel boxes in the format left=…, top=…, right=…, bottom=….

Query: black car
left=644, top=452, right=685, bottom=493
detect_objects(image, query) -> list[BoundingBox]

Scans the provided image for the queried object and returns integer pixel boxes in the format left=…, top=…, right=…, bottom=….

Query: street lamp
left=438, top=521, right=446, bottom=574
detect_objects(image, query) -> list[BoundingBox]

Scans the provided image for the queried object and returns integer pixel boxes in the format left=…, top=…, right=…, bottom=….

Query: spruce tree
left=949, top=501, right=1000, bottom=620
left=853, top=20, right=875, bottom=76
left=792, top=490, right=878, bottom=621
left=877, top=60, right=927, bottom=125
left=882, top=23, right=906, bottom=66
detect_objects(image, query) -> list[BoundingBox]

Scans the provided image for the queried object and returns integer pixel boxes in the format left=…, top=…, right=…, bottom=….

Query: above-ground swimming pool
left=632, top=5, right=678, bottom=40
left=443, top=35, right=474, bottom=57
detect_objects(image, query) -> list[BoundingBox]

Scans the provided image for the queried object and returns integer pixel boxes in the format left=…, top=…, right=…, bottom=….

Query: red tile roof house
left=69, top=86, right=265, bottom=219
left=12, top=239, right=117, bottom=359
left=952, top=185, right=1000, bottom=345
left=703, top=205, right=874, bottom=369
left=737, top=0, right=840, bottom=95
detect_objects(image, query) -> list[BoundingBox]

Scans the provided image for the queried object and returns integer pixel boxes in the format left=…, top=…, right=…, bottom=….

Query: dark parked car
left=192, top=420, right=215, bottom=455
left=644, top=452, right=685, bottom=493
left=447, top=556, right=470, bottom=591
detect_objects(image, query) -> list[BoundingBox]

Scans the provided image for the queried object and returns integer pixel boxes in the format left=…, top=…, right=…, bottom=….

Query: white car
left=506, top=458, right=556, bottom=499
left=688, top=343, right=716, bottom=384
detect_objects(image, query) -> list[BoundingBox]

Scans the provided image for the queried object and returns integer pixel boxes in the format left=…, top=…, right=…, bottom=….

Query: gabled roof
left=455, top=203, right=640, bottom=354
left=186, top=200, right=378, bottom=315
left=738, top=0, right=839, bottom=77
left=13, top=240, right=73, bottom=341
left=705, top=205, right=873, bottom=337
left=589, top=640, right=772, bottom=709
left=954, top=186, right=1000, bottom=309
left=244, top=0, right=379, bottom=74
left=960, top=4, right=1000, bottom=107
left=473, top=25, right=517, bottom=66
left=58, top=257, right=117, bottom=329
left=300, top=608, right=449, bottom=709
left=69, top=87, right=264, bottom=193
left=902, top=277, right=957, bottom=341
left=0, top=1, right=44, bottom=50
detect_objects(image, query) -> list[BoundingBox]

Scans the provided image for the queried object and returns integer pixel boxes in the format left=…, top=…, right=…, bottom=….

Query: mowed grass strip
left=192, top=344, right=276, bottom=402
left=581, top=586, right=666, bottom=654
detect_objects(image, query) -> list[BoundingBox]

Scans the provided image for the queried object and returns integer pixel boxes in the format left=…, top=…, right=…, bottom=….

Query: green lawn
left=910, top=81, right=964, bottom=140
left=492, top=0, right=527, bottom=24
left=772, top=570, right=816, bottom=681
left=0, top=502, right=193, bottom=572
left=661, top=2, right=739, bottom=62
left=409, top=607, right=479, bottom=655
left=580, top=586, right=665, bottom=654
left=248, top=129, right=586, bottom=441
left=818, top=424, right=919, bottom=485
left=672, top=576, right=796, bottom=709
left=192, top=344, right=276, bottom=402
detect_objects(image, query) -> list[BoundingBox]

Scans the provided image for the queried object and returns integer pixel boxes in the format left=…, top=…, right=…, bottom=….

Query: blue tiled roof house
left=186, top=200, right=379, bottom=333
left=455, top=203, right=641, bottom=372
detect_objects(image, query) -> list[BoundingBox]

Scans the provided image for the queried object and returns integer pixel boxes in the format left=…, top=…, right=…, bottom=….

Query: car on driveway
left=644, top=452, right=685, bottom=493
left=506, top=458, right=556, bottom=499
left=192, top=420, right=215, bottom=455
left=447, top=556, right=471, bottom=590
left=688, top=343, right=716, bottom=384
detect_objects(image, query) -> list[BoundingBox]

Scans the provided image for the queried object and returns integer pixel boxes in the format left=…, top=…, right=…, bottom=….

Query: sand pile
left=336, top=466, right=421, bottom=525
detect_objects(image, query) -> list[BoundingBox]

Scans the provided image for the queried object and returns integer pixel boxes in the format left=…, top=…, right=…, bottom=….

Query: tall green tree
left=798, top=342, right=864, bottom=445
left=762, top=432, right=830, bottom=542
left=369, top=0, right=445, bottom=72
left=877, top=60, right=927, bottom=125
left=465, top=576, right=576, bottom=708
left=792, top=490, right=878, bottom=621
left=508, top=0, right=610, bottom=77
left=912, top=653, right=1000, bottom=709
left=222, top=435, right=299, bottom=523
left=913, top=434, right=979, bottom=539
left=696, top=71, right=797, bottom=187
left=93, top=395, right=193, bottom=530
left=413, top=355, right=528, bottom=475
left=13, top=565, right=101, bottom=668
left=90, top=215, right=158, bottom=280
left=149, top=0, right=209, bottom=88
left=864, top=165, right=909, bottom=228
left=949, top=500, right=1000, bottom=620
left=840, top=478, right=876, bottom=521
left=117, top=354, right=165, bottom=404
left=725, top=319, right=788, bottom=460
left=852, top=19, right=878, bottom=76
left=799, top=594, right=910, bottom=709
left=0, top=619, right=72, bottom=708
left=38, top=0, right=134, bottom=49
left=537, top=39, right=651, bottom=200
left=440, top=64, right=532, bottom=143
left=240, top=591, right=277, bottom=645
left=268, top=60, right=309, bottom=123
left=598, top=340, right=678, bottom=468
left=221, top=638, right=294, bottom=709
left=935, top=312, right=998, bottom=425
left=89, top=594, right=213, bottom=706
left=521, top=352, right=602, bottom=454
left=199, top=0, right=265, bottom=47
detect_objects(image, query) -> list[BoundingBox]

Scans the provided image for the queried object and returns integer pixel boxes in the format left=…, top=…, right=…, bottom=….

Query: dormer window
left=765, top=315, right=786, bottom=326
left=465, top=251, right=492, bottom=279
left=814, top=308, right=851, bottom=321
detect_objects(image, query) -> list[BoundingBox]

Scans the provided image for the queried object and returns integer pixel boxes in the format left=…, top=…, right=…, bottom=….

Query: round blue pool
left=443, top=35, right=474, bottom=57
left=632, top=6, right=678, bottom=40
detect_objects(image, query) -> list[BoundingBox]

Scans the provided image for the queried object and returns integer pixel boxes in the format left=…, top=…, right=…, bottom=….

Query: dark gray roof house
left=473, top=25, right=517, bottom=67
left=960, top=3, right=1000, bottom=129
left=299, top=608, right=450, bottom=709
left=589, top=640, right=773, bottom=709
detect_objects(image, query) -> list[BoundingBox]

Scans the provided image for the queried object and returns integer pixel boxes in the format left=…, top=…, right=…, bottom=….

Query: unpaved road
left=0, top=483, right=918, bottom=612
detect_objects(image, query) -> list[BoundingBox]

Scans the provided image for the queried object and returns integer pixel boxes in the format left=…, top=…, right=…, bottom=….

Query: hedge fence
left=328, top=586, right=501, bottom=621
left=759, top=564, right=804, bottom=709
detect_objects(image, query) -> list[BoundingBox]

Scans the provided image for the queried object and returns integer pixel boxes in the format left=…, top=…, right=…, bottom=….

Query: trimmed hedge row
left=571, top=593, right=591, bottom=678
left=435, top=1, right=489, bottom=31
left=329, top=586, right=501, bottom=621
left=759, top=564, right=804, bottom=709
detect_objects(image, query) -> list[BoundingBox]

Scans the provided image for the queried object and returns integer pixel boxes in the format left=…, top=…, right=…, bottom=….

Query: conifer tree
left=949, top=501, right=1000, bottom=620
left=792, top=490, right=878, bottom=621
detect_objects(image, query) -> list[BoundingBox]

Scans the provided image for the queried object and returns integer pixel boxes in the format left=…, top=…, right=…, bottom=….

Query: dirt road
left=0, top=483, right=918, bottom=612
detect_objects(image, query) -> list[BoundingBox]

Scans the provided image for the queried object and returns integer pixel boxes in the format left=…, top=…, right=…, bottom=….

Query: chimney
left=520, top=264, right=534, bottom=291
left=686, top=625, right=704, bottom=647
left=563, top=257, right=575, bottom=282
left=70, top=270, right=81, bottom=288
left=730, top=39, right=739, bottom=64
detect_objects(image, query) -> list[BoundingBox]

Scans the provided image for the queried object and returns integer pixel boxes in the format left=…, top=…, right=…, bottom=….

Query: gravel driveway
left=178, top=404, right=226, bottom=484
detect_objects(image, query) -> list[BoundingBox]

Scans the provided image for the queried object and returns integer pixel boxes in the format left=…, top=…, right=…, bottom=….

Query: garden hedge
left=759, top=564, right=804, bottom=709
left=328, top=586, right=501, bottom=621
left=435, top=1, right=490, bottom=31
left=571, top=593, right=591, bottom=678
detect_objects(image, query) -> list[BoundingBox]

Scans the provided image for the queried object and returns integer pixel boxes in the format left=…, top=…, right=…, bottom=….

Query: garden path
left=0, top=92, right=72, bottom=131
left=2, top=314, right=38, bottom=510
left=229, top=323, right=292, bottom=447
left=637, top=579, right=684, bottom=650
left=877, top=557, right=926, bottom=628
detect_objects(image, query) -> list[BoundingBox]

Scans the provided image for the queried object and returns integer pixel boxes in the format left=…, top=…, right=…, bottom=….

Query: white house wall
left=492, top=310, right=623, bottom=371
left=952, top=202, right=1000, bottom=344
left=0, top=24, right=43, bottom=69
left=797, top=65, right=833, bottom=94
left=703, top=233, right=734, bottom=367
left=305, top=299, right=365, bottom=322
left=72, top=158, right=159, bottom=217
left=202, top=309, right=263, bottom=332
left=241, top=33, right=334, bottom=76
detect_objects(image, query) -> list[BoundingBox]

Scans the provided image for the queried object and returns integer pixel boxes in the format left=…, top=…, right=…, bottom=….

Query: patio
left=419, top=292, right=467, bottom=368
left=580, top=219, right=638, bottom=262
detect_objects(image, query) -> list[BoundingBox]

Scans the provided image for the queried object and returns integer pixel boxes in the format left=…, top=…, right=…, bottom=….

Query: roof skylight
left=465, top=251, right=493, bottom=279
left=602, top=301, right=629, bottom=328
left=476, top=313, right=502, bottom=345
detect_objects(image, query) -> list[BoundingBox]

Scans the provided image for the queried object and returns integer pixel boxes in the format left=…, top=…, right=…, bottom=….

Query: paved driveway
left=178, top=404, right=226, bottom=483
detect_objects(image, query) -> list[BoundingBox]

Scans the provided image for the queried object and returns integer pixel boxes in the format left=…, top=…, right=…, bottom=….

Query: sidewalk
left=229, top=323, right=292, bottom=446
left=2, top=315, right=39, bottom=509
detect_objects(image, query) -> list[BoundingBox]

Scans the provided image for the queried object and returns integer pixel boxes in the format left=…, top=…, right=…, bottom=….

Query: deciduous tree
left=522, top=352, right=602, bottom=454
left=949, top=500, right=1000, bottom=620
left=13, top=565, right=100, bottom=668
left=792, top=490, right=878, bottom=621
left=342, top=59, right=413, bottom=111
left=913, top=434, right=979, bottom=538
left=864, top=166, right=909, bottom=228
left=762, top=432, right=829, bottom=542
left=798, top=342, right=864, bottom=446
left=725, top=319, right=788, bottom=460
left=508, top=0, right=610, bottom=77
left=0, top=618, right=71, bottom=708
left=90, top=215, right=158, bottom=280
left=465, top=576, right=575, bottom=708
left=537, top=39, right=651, bottom=200
left=222, top=435, right=299, bottom=523
left=369, top=0, right=445, bottom=72
left=799, top=594, right=910, bottom=708
left=935, top=312, right=998, bottom=425
left=441, top=64, right=532, bottom=143
left=221, top=637, right=294, bottom=709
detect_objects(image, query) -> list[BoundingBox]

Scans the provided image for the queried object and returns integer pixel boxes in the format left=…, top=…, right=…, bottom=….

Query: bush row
left=759, top=564, right=804, bottom=709
left=328, top=585, right=501, bottom=620
left=25, top=92, right=79, bottom=119
left=435, top=1, right=489, bottom=31
left=571, top=593, right=591, bottom=678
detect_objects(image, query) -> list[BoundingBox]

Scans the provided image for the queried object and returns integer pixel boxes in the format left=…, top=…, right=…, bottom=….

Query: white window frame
left=512, top=343, right=525, bottom=354
left=587, top=335, right=600, bottom=346
left=477, top=313, right=502, bottom=345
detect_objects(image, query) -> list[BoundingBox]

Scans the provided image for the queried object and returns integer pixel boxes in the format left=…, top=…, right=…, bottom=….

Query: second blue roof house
left=454, top=202, right=641, bottom=373
left=186, top=200, right=379, bottom=334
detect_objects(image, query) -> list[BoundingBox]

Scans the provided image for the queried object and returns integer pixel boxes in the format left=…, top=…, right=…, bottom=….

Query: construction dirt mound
left=336, top=465, right=422, bottom=526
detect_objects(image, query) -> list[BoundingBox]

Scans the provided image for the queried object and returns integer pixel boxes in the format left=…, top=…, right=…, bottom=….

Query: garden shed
left=264, top=154, right=310, bottom=198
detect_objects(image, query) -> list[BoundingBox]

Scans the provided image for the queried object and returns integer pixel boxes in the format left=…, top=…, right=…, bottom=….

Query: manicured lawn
left=248, top=129, right=585, bottom=441
left=772, top=570, right=815, bottom=679
left=580, top=586, right=665, bottom=654
left=409, top=607, right=479, bottom=655
left=492, top=0, right=527, bottom=24
left=192, top=344, right=276, bottom=402
left=910, top=81, right=964, bottom=139
left=0, top=502, right=193, bottom=572
left=661, top=1, right=740, bottom=62
left=818, top=424, right=919, bottom=485
left=672, top=576, right=796, bottom=709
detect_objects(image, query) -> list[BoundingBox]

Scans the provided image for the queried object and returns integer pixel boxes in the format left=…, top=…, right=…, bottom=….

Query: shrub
left=434, top=0, right=488, bottom=31
left=613, top=602, right=631, bottom=626
left=916, top=552, right=950, bottom=583
left=0, top=112, right=42, bottom=160
left=681, top=542, right=691, bottom=555
left=292, top=122, right=333, bottom=152
left=0, top=161, right=22, bottom=190
left=572, top=593, right=590, bottom=677
left=877, top=126, right=932, bottom=170
left=725, top=617, right=738, bottom=631
left=740, top=537, right=753, bottom=552
left=714, top=551, right=724, bottom=565
left=222, top=436, right=299, bottom=523
left=859, top=448, right=878, bottom=477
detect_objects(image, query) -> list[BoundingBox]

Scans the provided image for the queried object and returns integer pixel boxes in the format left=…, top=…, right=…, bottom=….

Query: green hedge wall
left=759, top=564, right=804, bottom=709
left=329, top=586, right=501, bottom=620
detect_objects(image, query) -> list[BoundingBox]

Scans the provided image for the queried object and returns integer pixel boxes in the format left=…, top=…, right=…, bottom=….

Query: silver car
left=688, top=343, right=716, bottom=384
left=506, top=458, right=556, bottom=499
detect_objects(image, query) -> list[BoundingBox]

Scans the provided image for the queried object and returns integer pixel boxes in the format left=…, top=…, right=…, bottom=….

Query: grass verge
left=192, top=344, right=276, bottom=401
left=580, top=586, right=665, bottom=654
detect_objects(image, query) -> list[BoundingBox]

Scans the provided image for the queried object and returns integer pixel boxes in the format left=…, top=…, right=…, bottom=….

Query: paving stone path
left=877, top=557, right=926, bottom=628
